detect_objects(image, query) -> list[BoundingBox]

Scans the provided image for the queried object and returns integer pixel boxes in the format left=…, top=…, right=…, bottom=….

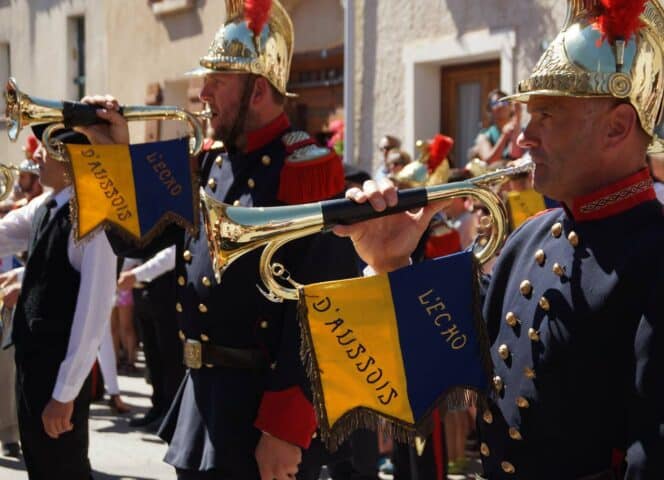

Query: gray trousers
left=0, top=345, right=18, bottom=444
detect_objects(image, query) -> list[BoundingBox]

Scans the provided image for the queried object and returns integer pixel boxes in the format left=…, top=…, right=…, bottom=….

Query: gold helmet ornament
left=391, top=134, right=454, bottom=188
left=506, top=0, right=664, bottom=153
left=186, top=0, right=294, bottom=96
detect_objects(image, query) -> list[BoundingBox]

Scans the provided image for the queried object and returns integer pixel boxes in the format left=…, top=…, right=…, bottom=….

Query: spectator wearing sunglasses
left=473, top=89, right=524, bottom=164
left=374, top=135, right=402, bottom=181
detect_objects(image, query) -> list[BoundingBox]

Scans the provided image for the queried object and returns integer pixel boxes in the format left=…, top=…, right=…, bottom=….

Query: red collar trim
left=245, top=113, right=290, bottom=153
left=570, top=168, right=656, bottom=222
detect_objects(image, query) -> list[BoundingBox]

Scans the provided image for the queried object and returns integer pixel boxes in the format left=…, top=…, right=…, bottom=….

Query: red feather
left=594, top=0, right=647, bottom=44
left=25, top=135, right=39, bottom=155
left=245, top=0, right=272, bottom=37
left=427, top=134, right=454, bottom=173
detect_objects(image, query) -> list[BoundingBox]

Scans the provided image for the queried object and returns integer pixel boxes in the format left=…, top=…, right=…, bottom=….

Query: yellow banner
left=67, top=144, right=141, bottom=238
left=303, top=275, right=414, bottom=426
left=506, top=189, right=547, bottom=230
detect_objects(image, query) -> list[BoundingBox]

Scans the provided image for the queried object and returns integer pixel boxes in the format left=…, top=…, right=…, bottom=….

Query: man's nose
left=516, top=129, right=537, bottom=150
left=199, top=85, right=212, bottom=104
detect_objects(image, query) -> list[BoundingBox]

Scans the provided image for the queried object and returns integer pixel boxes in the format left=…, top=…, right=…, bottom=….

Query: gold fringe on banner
left=297, top=259, right=493, bottom=452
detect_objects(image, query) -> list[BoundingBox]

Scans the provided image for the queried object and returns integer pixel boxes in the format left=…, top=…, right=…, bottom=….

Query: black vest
left=13, top=201, right=81, bottom=360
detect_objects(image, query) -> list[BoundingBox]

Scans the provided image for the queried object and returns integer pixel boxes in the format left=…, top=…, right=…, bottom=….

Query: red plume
left=25, top=135, right=39, bottom=155
left=245, top=0, right=272, bottom=37
left=594, top=0, right=647, bottom=44
left=427, top=134, right=454, bottom=173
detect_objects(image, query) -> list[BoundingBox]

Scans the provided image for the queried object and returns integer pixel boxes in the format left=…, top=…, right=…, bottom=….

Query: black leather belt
left=182, top=339, right=267, bottom=370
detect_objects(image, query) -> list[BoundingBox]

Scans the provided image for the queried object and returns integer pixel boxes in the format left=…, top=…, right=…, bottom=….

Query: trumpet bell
left=4, top=78, right=65, bottom=141
left=200, top=189, right=325, bottom=282
left=0, top=165, right=17, bottom=202
left=4, top=77, right=206, bottom=160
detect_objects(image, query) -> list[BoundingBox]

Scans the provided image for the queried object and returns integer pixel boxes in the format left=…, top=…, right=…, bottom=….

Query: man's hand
left=0, top=282, right=21, bottom=309
left=333, top=179, right=441, bottom=274
left=42, top=398, right=74, bottom=439
left=255, top=432, right=302, bottom=480
left=117, top=271, right=137, bottom=291
left=74, top=95, right=129, bottom=145
left=0, top=270, right=18, bottom=288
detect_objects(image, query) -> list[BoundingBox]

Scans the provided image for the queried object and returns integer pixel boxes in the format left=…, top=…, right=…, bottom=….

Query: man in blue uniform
left=78, top=1, right=358, bottom=479
left=335, top=1, right=664, bottom=478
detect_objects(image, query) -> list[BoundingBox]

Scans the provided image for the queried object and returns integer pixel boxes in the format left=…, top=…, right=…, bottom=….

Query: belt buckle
left=183, top=339, right=203, bottom=369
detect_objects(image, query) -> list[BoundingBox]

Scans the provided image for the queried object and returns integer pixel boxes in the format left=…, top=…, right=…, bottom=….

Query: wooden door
left=440, top=60, right=500, bottom=167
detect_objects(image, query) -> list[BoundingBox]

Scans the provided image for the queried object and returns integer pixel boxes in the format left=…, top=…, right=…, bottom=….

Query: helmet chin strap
left=225, top=75, right=257, bottom=153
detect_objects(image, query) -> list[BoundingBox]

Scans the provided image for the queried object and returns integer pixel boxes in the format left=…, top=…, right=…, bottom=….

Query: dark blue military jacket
left=108, top=114, right=358, bottom=474
left=478, top=169, right=664, bottom=479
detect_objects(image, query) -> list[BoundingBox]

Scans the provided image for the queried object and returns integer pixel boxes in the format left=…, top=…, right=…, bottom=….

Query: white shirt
left=130, top=245, right=176, bottom=283
left=655, top=182, right=664, bottom=205
left=0, top=186, right=116, bottom=402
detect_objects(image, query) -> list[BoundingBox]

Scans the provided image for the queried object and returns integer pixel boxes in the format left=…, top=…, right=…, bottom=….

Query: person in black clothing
left=334, top=2, right=664, bottom=478
left=0, top=129, right=116, bottom=479
left=76, top=1, right=360, bottom=479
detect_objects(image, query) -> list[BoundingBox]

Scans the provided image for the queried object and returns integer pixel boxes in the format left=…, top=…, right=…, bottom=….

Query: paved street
left=0, top=362, right=481, bottom=480
left=0, top=365, right=175, bottom=480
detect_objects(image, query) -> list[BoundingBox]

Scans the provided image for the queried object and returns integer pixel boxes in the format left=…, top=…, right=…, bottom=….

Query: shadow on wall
left=358, top=0, right=377, bottom=173
left=25, top=0, right=208, bottom=47
left=160, top=0, right=207, bottom=41
left=446, top=0, right=560, bottom=75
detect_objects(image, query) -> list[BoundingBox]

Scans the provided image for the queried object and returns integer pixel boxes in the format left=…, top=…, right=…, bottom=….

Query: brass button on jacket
left=505, top=312, right=519, bottom=327
left=520, top=280, right=533, bottom=297
left=516, top=396, right=530, bottom=408
left=528, top=328, right=540, bottom=342
left=493, top=375, right=504, bottom=392
left=183, top=250, right=192, bottom=262
left=198, top=304, right=208, bottom=313
left=480, top=442, right=490, bottom=456
left=552, top=263, right=565, bottom=277
left=498, top=344, right=510, bottom=360
left=482, top=409, right=493, bottom=424
left=568, top=231, right=580, bottom=247
left=551, top=222, right=563, bottom=238
left=501, top=461, right=516, bottom=474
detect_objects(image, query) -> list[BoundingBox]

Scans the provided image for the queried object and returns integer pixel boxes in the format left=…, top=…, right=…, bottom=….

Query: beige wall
left=351, top=0, right=567, bottom=174
left=2, top=0, right=567, bottom=174
left=0, top=0, right=110, bottom=165
left=291, top=0, right=343, bottom=53
left=0, top=0, right=340, bottom=163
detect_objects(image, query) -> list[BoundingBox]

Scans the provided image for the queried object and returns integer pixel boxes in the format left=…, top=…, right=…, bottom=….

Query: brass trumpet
left=201, top=160, right=535, bottom=301
left=4, top=77, right=210, bottom=160
left=0, top=164, right=18, bottom=201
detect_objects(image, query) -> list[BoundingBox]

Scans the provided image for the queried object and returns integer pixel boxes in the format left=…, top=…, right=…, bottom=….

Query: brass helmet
left=506, top=0, right=664, bottom=153
left=186, top=0, right=294, bottom=96
left=391, top=134, right=454, bottom=188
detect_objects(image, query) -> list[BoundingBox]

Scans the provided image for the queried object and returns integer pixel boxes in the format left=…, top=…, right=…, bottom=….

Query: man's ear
left=605, top=103, right=637, bottom=149
left=251, top=77, right=269, bottom=106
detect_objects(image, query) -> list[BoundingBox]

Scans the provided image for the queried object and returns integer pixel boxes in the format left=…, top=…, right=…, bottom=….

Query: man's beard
left=212, top=109, right=259, bottom=153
